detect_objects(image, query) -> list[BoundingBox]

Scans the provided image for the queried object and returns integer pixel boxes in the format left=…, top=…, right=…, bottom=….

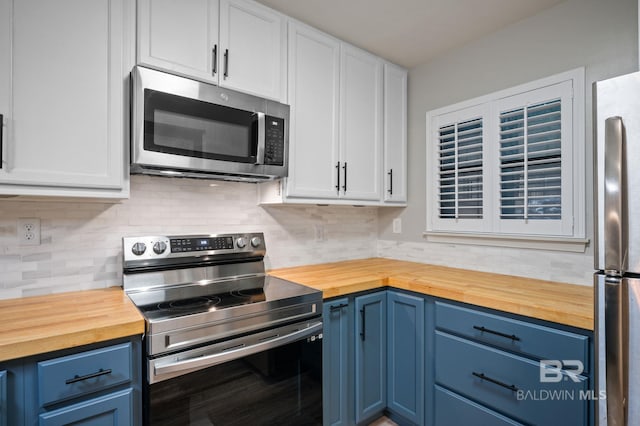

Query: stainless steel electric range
left=122, top=232, right=323, bottom=426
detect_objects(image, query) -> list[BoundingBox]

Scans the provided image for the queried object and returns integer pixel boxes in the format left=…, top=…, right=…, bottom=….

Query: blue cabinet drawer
left=435, top=302, right=589, bottom=369
left=435, top=332, right=588, bottom=426
left=38, top=343, right=132, bottom=407
left=434, top=385, right=523, bottom=426
left=39, top=388, right=133, bottom=425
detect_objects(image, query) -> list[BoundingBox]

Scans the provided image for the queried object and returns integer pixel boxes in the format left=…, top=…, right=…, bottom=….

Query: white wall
left=378, top=0, right=638, bottom=285
left=0, top=176, right=377, bottom=299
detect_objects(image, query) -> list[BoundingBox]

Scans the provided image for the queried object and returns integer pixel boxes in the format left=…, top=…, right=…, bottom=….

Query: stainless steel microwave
left=131, top=66, right=289, bottom=182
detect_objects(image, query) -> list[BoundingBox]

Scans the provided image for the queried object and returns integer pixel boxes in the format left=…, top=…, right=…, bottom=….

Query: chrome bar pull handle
left=604, top=116, right=626, bottom=275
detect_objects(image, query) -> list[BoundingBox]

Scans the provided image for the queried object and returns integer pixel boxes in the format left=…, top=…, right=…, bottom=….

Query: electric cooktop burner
left=139, top=282, right=267, bottom=317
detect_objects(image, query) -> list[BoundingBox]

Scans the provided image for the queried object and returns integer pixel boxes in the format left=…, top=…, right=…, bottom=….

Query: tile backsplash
left=377, top=240, right=593, bottom=286
left=0, top=176, right=377, bottom=299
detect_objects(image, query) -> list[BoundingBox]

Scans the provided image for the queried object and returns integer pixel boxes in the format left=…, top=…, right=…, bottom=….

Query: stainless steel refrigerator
left=595, top=70, right=640, bottom=426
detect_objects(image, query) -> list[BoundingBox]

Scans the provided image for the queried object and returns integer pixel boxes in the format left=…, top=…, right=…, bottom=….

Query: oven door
left=146, top=319, right=323, bottom=426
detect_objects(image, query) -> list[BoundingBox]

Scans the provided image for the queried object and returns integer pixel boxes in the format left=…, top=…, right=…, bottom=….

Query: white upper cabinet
left=259, top=21, right=406, bottom=206
left=138, top=0, right=286, bottom=101
left=285, top=21, right=340, bottom=199
left=340, top=44, right=383, bottom=201
left=0, top=0, right=133, bottom=198
left=137, top=0, right=219, bottom=83
left=219, top=0, right=286, bottom=101
left=383, top=62, right=408, bottom=203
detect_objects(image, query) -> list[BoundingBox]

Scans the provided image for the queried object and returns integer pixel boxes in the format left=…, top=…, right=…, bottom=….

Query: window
left=426, top=69, right=585, bottom=245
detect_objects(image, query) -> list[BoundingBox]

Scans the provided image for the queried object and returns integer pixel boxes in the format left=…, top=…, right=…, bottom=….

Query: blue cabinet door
left=323, top=298, right=353, bottom=426
left=38, top=388, right=133, bottom=426
left=0, top=370, right=6, bottom=426
left=355, top=292, right=386, bottom=424
left=387, top=291, right=425, bottom=425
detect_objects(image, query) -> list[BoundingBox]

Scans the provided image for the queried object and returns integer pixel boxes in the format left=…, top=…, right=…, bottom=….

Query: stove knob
left=236, top=237, right=247, bottom=249
left=131, top=242, right=147, bottom=256
left=153, top=241, right=167, bottom=254
left=250, top=236, right=262, bottom=248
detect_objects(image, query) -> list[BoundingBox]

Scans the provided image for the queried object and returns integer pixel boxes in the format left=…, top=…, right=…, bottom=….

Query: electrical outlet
left=392, top=218, right=402, bottom=234
left=18, top=218, right=41, bottom=246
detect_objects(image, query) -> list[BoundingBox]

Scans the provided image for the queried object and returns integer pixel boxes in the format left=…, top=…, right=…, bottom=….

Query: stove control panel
left=123, top=233, right=266, bottom=263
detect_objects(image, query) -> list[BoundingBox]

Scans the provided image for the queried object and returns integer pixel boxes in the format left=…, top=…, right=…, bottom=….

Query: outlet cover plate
left=18, top=218, right=41, bottom=246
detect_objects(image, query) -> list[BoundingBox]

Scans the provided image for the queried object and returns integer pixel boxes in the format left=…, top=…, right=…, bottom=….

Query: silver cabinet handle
left=604, top=116, right=626, bottom=275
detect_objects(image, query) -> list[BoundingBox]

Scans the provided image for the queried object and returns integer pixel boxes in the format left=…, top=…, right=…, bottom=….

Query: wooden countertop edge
left=0, top=319, right=145, bottom=362
left=270, top=259, right=594, bottom=331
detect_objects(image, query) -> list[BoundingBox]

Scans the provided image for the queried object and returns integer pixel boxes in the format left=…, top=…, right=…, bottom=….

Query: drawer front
left=38, top=343, right=132, bottom=407
left=39, top=388, right=133, bottom=426
left=435, top=332, right=588, bottom=426
left=435, top=302, right=589, bottom=369
left=434, top=385, right=523, bottom=426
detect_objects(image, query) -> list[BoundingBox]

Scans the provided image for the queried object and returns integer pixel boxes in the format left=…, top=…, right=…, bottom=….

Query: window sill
left=422, top=231, right=590, bottom=253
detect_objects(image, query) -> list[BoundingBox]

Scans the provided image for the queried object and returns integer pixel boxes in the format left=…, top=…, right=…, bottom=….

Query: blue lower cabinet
left=435, top=331, right=588, bottom=426
left=387, top=291, right=424, bottom=425
left=323, top=298, right=353, bottom=426
left=355, top=292, right=387, bottom=424
left=434, top=385, right=523, bottom=426
left=0, top=370, right=6, bottom=426
left=38, top=388, right=133, bottom=426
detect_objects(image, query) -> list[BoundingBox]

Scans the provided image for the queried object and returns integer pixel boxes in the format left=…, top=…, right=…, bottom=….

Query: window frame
left=425, top=68, right=586, bottom=245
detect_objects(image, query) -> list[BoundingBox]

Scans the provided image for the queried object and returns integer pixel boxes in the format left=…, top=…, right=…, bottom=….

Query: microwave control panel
left=264, top=116, right=285, bottom=166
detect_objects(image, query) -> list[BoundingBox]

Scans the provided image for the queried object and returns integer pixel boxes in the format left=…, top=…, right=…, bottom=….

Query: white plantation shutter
left=430, top=104, right=489, bottom=232
left=438, top=118, right=483, bottom=219
left=494, top=81, right=573, bottom=236
left=499, top=99, right=562, bottom=220
left=427, top=71, right=582, bottom=239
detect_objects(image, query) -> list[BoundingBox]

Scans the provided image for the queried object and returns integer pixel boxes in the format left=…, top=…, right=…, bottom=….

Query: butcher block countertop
left=0, top=287, right=145, bottom=362
left=268, top=258, right=594, bottom=331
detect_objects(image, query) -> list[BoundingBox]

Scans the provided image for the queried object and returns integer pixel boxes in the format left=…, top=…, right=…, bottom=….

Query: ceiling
left=255, top=0, right=566, bottom=68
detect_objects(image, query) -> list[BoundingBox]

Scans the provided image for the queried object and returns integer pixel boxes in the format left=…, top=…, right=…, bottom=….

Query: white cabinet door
left=0, top=0, right=132, bottom=197
left=219, top=0, right=286, bottom=101
left=138, top=0, right=219, bottom=83
left=285, top=22, right=340, bottom=199
left=340, top=44, right=383, bottom=202
left=383, top=63, right=407, bottom=203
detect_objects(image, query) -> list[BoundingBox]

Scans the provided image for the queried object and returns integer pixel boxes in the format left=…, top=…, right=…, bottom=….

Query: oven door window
left=147, top=338, right=322, bottom=425
left=143, top=89, right=258, bottom=164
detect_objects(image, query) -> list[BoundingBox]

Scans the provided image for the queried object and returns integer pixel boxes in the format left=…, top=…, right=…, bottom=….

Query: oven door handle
left=153, top=321, right=322, bottom=380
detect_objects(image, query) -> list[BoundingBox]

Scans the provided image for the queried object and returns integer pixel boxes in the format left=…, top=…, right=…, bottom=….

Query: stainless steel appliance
left=123, top=232, right=322, bottom=425
left=594, top=71, right=640, bottom=426
left=131, top=66, right=289, bottom=182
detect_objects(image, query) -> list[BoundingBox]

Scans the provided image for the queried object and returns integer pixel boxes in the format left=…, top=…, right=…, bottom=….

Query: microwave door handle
left=255, top=112, right=266, bottom=165
left=604, top=116, right=625, bottom=274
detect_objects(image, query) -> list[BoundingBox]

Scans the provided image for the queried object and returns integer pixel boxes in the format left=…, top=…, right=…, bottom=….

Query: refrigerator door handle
left=604, top=116, right=626, bottom=275
left=604, top=276, right=628, bottom=426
